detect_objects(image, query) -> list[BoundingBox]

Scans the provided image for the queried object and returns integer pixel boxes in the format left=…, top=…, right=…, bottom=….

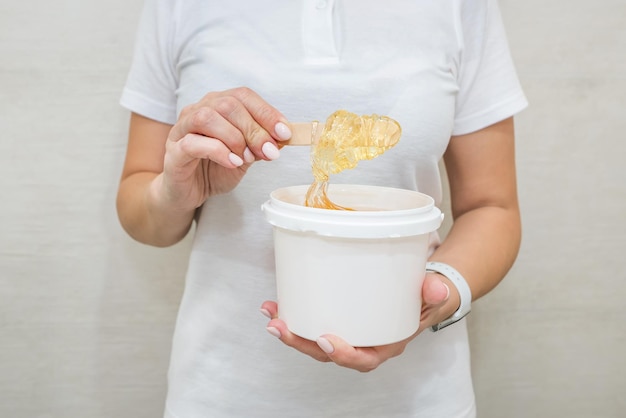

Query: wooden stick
left=284, top=122, right=321, bottom=145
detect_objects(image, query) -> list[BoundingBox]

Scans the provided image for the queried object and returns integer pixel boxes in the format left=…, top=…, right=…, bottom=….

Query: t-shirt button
left=316, top=0, right=327, bottom=9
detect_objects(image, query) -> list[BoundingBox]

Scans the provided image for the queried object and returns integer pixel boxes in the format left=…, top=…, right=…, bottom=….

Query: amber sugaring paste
left=304, top=110, right=402, bottom=210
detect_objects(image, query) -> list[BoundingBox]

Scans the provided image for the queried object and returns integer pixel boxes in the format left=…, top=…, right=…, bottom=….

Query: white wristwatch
left=426, top=261, right=472, bottom=332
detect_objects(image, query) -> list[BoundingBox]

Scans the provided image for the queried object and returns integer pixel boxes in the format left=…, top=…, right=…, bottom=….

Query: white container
left=262, top=184, right=443, bottom=347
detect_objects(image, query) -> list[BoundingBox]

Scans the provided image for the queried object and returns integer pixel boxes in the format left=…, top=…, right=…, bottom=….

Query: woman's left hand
left=260, top=272, right=457, bottom=372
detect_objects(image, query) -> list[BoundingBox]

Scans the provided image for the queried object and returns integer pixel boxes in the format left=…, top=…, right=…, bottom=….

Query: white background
left=1, top=1, right=625, bottom=417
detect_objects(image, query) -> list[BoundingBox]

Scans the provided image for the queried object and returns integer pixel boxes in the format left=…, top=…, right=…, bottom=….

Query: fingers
left=319, top=334, right=411, bottom=373
left=259, top=301, right=278, bottom=319
left=169, top=88, right=292, bottom=165
left=168, top=106, right=252, bottom=166
left=260, top=301, right=409, bottom=372
left=315, top=336, right=382, bottom=373
left=229, top=87, right=293, bottom=143
left=260, top=301, right=333, bottom=363
left=265, top=317, right=332, bottom=363
left=168, top=133, right=244, bottom=170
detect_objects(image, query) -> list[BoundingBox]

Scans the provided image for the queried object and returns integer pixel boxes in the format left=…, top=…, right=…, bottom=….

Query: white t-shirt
left=121, top=1, right=527, bottom=417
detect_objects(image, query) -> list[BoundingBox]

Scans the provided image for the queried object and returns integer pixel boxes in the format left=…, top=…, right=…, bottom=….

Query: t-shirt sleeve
left=120, top=0, right=178, bottom=125
left=452, top=0, right=528, bottom=136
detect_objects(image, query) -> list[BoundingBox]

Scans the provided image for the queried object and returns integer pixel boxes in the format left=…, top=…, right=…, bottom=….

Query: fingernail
left=262, top=142, right=280, bottom=160
left=274, top=122, right=292, bottom=140
left=316, top=337, right=335, bottom=354
left=443, top=283, right=450, bottom=301
left=228, top=152, right=244, bottom=167
left=243, top=147, right=255, bottom=163
left=260, top=308, right=271, bottom=319
left=266, top=327, right=281, bottom=338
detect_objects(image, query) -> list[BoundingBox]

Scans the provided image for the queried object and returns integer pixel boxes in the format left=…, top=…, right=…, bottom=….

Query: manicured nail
left=260, top=308, right=271, bottom=319
left=228, top=152, right=244, bottom=167
left=266, top=327, right=281, bottom=338
left=316, top=337, right=335, bottom=354
left=243, top=147, right=255, bottom=163
left=274, top=122, right=292, bottom=140
left=262, top=142, right=280, bottom=160
left=442, top=283, right=450, bottom=301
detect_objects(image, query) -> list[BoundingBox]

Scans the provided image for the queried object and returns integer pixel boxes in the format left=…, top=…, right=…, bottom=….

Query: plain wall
left=1, top=1, right=624, bottom=417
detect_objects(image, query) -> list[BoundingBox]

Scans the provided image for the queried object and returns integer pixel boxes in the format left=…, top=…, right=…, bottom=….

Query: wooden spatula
left=284, top=122, right=322, bottom=145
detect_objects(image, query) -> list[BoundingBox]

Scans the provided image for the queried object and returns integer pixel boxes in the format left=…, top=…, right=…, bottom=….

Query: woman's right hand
left=117, top=87, right=292, bottom=246
left=158, top=87, right=292, bottom=211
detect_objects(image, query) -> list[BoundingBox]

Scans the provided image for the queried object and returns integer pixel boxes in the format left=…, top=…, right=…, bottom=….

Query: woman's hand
left=159, top=87, right=292, bottom=210
left=117, top=87, right=291, bottom=246
left=260, top=272, right=457, bottom=372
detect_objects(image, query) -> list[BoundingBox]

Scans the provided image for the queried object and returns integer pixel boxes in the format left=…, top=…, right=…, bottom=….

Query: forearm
left=430, top=204, right=521, bottom=302
left=116, top=171, right=196, bottom=247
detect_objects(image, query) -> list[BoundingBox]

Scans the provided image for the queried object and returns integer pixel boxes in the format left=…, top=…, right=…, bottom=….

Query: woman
left=117, top=0, right=527, bottom=416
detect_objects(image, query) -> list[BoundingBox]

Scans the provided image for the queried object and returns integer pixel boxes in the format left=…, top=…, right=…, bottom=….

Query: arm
left=432, top=116, right=521, bottom=310
left=116, top=113, right=193, bottom=247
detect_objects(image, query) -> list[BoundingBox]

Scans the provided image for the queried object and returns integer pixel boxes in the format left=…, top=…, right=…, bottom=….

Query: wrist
left=148, top=173, right=196, bottom=215
left=143, top=174, right=196, bottom=246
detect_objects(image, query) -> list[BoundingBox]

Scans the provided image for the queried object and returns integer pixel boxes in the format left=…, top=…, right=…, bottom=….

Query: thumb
left=422, top=273, right=450, bottom=306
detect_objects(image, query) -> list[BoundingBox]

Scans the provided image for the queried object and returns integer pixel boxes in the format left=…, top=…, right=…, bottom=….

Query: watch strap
left=426, top=261, right=472, bottom=332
